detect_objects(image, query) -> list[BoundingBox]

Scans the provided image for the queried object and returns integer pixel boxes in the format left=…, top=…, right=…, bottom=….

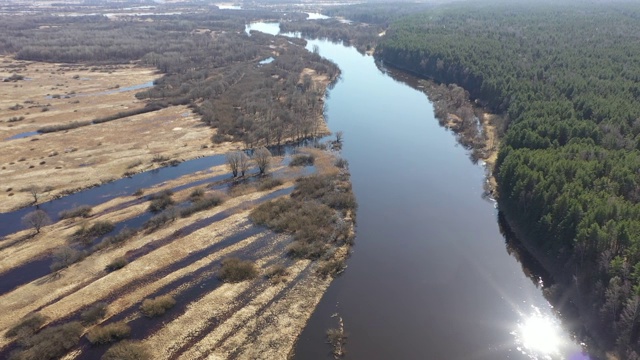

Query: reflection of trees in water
left=498, top=211, right=590, bottom=345
left=498, top=211, right=552, bottom=289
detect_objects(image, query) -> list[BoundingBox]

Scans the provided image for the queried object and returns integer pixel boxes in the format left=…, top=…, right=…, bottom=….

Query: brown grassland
left=0, top=143, right=354, bottom=359
left=0, top=38, right=353, bottom=360
left=0, top=58, right=240, bottom=212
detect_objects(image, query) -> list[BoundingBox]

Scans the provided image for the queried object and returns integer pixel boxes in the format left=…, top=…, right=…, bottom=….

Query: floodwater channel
left=0, top=142, right=306, bottom=239
left=245, top=22, right=593, bottom=360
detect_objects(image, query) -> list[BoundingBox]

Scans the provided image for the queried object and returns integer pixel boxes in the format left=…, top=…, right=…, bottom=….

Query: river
left=246, top=22, right=592, bottom=360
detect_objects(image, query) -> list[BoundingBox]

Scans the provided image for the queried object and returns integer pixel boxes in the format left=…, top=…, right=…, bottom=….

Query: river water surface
left=245, top=22, right=592, bottom=360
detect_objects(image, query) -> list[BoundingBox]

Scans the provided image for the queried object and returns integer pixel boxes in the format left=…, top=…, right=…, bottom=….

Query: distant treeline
left=280, top=19, right=380, bottom=53
left=377, top=2, right=640, bottom=357
left=321, top=2, right=434, bottom=27
left=0, top=11, right=336, bottom=146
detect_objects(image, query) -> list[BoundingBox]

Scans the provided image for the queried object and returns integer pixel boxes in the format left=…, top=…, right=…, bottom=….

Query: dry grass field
left=0, top=145, right=354, bottom=359
left=0, top=44, right=353, bottom=359
left=0, top=58, right=244, bottom=212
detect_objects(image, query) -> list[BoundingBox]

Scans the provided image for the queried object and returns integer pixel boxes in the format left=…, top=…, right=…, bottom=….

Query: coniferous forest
left=377, top=2, right=640, bottom=357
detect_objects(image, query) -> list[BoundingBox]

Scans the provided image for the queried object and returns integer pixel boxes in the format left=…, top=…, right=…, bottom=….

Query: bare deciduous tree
left=22, top=209, right=51, bottom=234
left=26, top=185, right=41, bottom=204
left=239, top=152, right=251, bottom=177
left=253, top=147, right=272, bottom=175
left=226, top=151, right=242, bottom=177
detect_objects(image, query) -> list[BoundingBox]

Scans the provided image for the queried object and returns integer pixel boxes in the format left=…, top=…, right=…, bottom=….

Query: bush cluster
left=218, top=258, right=258, bottom=283
left=179, top=193, right=225, bottom=218
left=87, top=322, right=131, bottom=345
left=250, top=174, right=356, bottom=261
left=51, top=246, right=86, bottom=271
left=265, top=264, right=289, bottom=284
left=316, top=259, right=346, bottom=279
left=147, top=190, right=175, bottom=213
left=80, top=302, right=108, bottom=325
left=58, top=205, right=92, bottom=219
left=5, top=313, right=47, bottom=338
left=105, top=257, right=128, bottom=272
left=289, top=154, right=315, bottom=167
left=102, top=341, right=150, bottom=360
left=143, top=208, right=178, bottom=231
left=97, top=227, right=137, bottom=250
left=72, top=220, right=115, bottom=244
left=9, top=322, right=83, bottom=360
left=257, top=177, right=283, bottom=191
left=291, top=175, right=357, bottom=211
left=140, top=295, right=176, bottom=317
left=38, top=120, right=92, bottom=133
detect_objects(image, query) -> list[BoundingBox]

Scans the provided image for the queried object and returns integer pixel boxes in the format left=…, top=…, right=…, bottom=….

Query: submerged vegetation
left=378, top=2, right=640, bottom=356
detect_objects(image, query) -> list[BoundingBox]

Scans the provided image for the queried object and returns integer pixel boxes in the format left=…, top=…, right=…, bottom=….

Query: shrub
left=12, top=321, right=83, bottom=360
left=289, top=154, right=315, bottom=167
left=257, top=177, right=283, bottom=191
left=292, top=175, right=357, bottom=211
left=265, top=264, right=289, bottom=284
left=322, top=192, right=358, bottom=212
left=132, top=188, right=144, bottom=197
left=72, top=221, right=115, bottom=244
left=140, top=295, right=176, bottom=317
left=81, top=302, right=108, bottom=324
left=286, top=241, right=326, bottom=260
left=249, top=198, right=298, bottom=231
left=143, top=208, right=178, bottom=231
left=147, top=190, right=174, bottom=213
left=211, top=133, right=226, bottom=144
left=126, top=160, right=143, bottom=169
left=5, top=313, right=47, bottom=338
left=38, top=120, right=92, bottom=133
left=102, top=341, right=151, bottom=360
left=149, top=189, right=174, bottom=199
left=335, top=157, right=349, bottom=169
left=218, top=258, right=258, bottom=283
left=97, top=227, right=137, bottom=250
left=151, top=154, right=170, bottom=163
left=87, top=322, right=131, bottom=345
left=6, top=74, right=24, bottom=82
left=106, top=257, right=128, bottom=272
left=316, top=259, right=346, bottom=278
left=179, top=193, right=225, bottom=217
left=51, top=246, right=85, bottom=271
left=265, top=264, right=288, bottom=279
left=189, top=187, right=205, bottom=200
left=58, top=205, right=92, bottom=219
left=92, top=105, right=162, bottom=125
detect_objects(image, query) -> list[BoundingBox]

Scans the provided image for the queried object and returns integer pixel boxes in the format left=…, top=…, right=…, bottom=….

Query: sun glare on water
left=510, top=305, right=592, bottom=360
left=520, top=315, right=561, bottom=355
left=512, top=306, right=564, bottom=359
